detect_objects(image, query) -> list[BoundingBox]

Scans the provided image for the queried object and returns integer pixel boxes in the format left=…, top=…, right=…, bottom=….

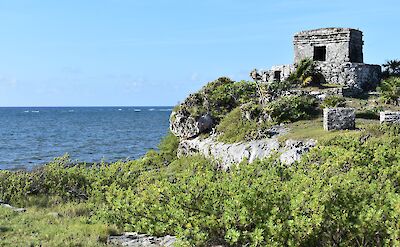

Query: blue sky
left=0, top=0, right=398, bottom=106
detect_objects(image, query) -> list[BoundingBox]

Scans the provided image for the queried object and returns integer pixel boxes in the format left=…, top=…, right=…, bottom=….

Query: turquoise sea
left=0, top=107, right=172, bottom=170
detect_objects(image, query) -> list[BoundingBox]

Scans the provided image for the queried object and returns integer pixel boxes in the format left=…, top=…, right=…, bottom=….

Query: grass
left=279, top=118, right=381, bottom=143
left=0, top=202, right=121, bottom=247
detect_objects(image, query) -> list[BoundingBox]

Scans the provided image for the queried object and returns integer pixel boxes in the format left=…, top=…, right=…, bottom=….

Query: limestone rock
left=170, top=110, right=213, bottom=139
left=178, top=131, right=316, bottom=169
left=107, top=232, right=176, bottom=247
left=0, top=202, right=26, bottom=213
left=279, top=139, right=317, bottom=165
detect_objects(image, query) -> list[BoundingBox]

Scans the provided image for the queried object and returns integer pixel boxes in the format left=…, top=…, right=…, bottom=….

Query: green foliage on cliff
left=216, top=107, right=272, bottom=143
left=1, top=124, right=399, bottom=246
left=174, top=77, right=259, bottom=120
left=264, top=95, right=319, bottom=123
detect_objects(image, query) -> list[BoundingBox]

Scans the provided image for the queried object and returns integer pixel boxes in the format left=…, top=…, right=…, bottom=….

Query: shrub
left=176, top=77, right=259, bottom=121
left=216, top=107, right=272, bottom=143
left=382, top=59, right=400, bottom=78
left=356, top=109, right=380, bottom=120
left=1, top=125, right=400, bottom=246
left=263, top=95, right=319, bottom=123
left=378, top=77, right=400, bottom=105
left=288, top=58, right=318, bottom=86
left=320, top=95, right=346, bottom=108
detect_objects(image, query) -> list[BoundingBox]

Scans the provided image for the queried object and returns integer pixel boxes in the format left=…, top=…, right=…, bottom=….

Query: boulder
left=279, top=139, right=317, bottom=165
left=170, top=110, right=213, bottom=139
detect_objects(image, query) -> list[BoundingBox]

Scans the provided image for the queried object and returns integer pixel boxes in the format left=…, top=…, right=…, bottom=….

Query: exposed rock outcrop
left=0, top=199, right=26, bottom=213
left=170, top=110, right=213, bottom=139
left=178, top=135, right=316, bottom=169
left=107, top=232, right=176, bottom=247
left=279, top=139, right=317, bottom=165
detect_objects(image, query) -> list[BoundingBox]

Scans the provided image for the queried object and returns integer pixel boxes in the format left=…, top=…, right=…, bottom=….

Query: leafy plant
left=175, top=77, right=258, bottom=121
left=382, top=59, right=400, bottom=78
left=263, top=95, right=319, bottom=123
left=320, top=95, right=346, bottom=108
left=216, top=107, right=272, bottom=143
left=1, top=123, right=400, bottom=246
left=378, top=77, right=400, bottom=105
left=288, top=58, right=318, bottom=86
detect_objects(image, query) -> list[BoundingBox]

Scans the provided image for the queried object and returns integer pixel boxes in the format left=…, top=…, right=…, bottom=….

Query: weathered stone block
left=380, top=111, right=400, bottom=124
left=323, top=108, right=355, bottom=131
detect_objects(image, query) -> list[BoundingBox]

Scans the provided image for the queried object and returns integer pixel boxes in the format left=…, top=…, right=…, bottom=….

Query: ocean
left=0, top=107, right=172, bottom=170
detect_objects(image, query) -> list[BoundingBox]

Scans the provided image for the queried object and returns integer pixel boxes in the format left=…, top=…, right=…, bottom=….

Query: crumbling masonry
left=251, top=28, right=381, bottom=94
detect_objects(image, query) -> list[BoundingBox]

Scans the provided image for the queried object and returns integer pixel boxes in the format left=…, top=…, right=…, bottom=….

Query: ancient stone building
left=251, top=28, right=381, bottom=95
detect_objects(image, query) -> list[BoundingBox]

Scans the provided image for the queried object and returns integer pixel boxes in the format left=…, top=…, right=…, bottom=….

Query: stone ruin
left=251, top=28, right=381, bottom=95
left=380, top=111, right=400, bottom=124
left=323, top=108, right=356, bottom=131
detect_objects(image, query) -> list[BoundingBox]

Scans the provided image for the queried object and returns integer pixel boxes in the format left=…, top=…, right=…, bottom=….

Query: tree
left=378, top=77, right=400, bottom=105
left=382, top=59, right=400, bottom=78
left=288, top=58, right=317, bottom=86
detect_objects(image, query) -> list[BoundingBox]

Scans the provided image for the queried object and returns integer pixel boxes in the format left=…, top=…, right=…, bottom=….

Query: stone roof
left=294, top=27, right=361, bottom=37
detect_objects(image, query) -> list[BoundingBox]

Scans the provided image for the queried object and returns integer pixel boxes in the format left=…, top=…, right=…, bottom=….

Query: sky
left=0, top=0, right=398, bottom=106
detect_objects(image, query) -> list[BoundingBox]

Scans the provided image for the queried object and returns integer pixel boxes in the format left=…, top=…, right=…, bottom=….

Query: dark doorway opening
left=274, top=71, right=281, bottom=82
left=314, top=46, right=326, bottom=61
left=350, top=46, right=363, bottom=63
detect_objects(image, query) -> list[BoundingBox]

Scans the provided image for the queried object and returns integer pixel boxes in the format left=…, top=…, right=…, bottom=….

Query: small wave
left=23, top=110, right=29, bottom=113
left=68, top=110, right=74, bottom=112
left=31, top=110, right=40, bottom=113
left=118, top=109, right=122, bottom=111
left=134, top=109, right=141, bottom=112
left=158, top=108, right=172, bottom=111
left=148, top=108, right=155, bottom=111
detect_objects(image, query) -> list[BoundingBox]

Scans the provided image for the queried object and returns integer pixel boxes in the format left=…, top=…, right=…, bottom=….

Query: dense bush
left=321, top=95, right=346, bottom=108
left=288, top=58, right=319, bottom=86
left=382, top=59, right=400, bottom=78
left=175, top=77, right=259, bottom=120
left=378, top=77, right=400, bottom=105
left=1, top=125, right=399, bottom=246
left=263, top=95, right=319, bottom=123
left=216, top=107, right=272, bottom=143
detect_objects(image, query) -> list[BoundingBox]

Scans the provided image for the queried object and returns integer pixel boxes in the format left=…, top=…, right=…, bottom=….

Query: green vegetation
left=288, top=58, right=319, bottom=86
left=216, top=107, right=272, bottom=143
left=175, top=77, right=258, bottom=120
left=2, top=71, right=400, bottom=246
left=320, top=95, right=346, bottom=108
left=0, top=202, right=118, bottom=246
left=378, top=77, right=400, bottom=106
left=263, top=95, right=319, bottom=123
left=1, top=124, right=399, bottom=246
left=382, top=59, right=400, bottom=78
left=216, top=95, right=319, bottom=143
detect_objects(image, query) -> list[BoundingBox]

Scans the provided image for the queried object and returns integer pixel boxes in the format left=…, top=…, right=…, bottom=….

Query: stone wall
left=323, top=108, right=356, bottom=131
left=293, top=28, right=363, bottom=64
left=380, top=111, right=400, bottom=124
left=316, top=62, right=381, bottom=92
left=250, top=64, right=294, bottom=83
